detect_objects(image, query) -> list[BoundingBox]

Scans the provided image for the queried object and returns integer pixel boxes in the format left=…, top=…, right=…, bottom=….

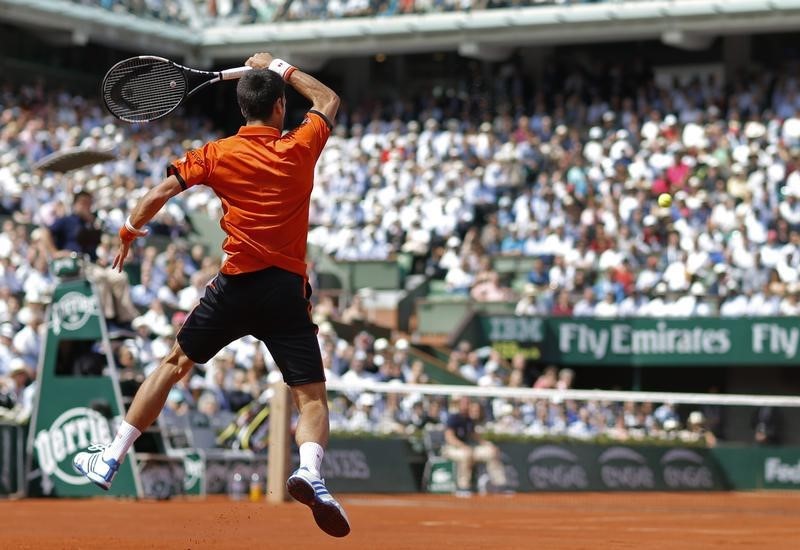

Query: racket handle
left=220, top=66, right=252, bottom=81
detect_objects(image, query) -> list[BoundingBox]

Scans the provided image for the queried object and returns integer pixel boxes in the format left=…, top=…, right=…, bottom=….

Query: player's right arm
left=245, top=52, right=340, bottom=125
left=285, top=69, right=340, bottom=127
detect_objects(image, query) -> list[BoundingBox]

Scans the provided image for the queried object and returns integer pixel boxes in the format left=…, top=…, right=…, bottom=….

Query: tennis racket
left=101, top=55, right=251, bottom=123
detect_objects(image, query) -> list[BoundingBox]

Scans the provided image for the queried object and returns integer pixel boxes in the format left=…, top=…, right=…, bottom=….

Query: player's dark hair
left=236, top=69, right=285, bottom=122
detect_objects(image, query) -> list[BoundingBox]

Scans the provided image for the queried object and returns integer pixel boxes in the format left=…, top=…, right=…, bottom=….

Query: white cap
left=374, top=338, right=389, bottom=352
left=357, top=393, right=376, bottom=407
left=688, top=411, right=705, bottom=425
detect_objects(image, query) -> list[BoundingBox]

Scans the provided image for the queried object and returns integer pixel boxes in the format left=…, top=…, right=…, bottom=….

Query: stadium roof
left=3, top=0, right=800, bottom=65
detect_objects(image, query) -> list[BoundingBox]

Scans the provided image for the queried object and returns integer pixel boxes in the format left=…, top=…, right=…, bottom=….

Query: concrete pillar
left=723, top=35, right=752, bottom=82
left=519, top=46, right=553, bottom=82
left=342, top=56, right=371, bottom=104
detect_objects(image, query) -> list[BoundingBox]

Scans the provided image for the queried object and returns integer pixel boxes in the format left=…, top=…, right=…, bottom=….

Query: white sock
left=102, top=421, right=141, bottom=463
left=299, top=442, right=324, bottom=477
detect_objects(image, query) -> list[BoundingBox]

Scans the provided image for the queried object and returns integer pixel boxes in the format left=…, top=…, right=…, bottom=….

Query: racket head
left=101, top=56, right=188, bottom=123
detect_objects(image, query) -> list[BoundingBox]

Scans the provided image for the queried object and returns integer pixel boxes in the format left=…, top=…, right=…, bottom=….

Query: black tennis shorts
left=177, top=267, right=324, bottom=386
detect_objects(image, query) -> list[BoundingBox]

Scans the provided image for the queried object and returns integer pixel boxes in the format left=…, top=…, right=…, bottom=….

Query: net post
left=267, top=382, right=292, bottom=503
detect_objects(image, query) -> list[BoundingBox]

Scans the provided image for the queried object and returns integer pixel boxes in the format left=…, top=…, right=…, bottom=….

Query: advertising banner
left=27, top=279, right=142, bottom=498
left=496, top=442, right=728, bottom=492
left=479, top=316, right=800, bottom=366
left=712, top=446, right=800, bottom=490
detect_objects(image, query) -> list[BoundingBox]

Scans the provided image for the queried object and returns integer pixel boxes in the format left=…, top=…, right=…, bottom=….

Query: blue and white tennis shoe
left=72, top=444, right=120, bottom=491
left=286, top=466, right=350, bottom=537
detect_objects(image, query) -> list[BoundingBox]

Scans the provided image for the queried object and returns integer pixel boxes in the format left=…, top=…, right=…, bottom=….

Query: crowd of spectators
left=3, top=52, right=800, bottom=444
left=309, top=61, right=800, bottom=320
left=65, top=0, right=659, bottom=26
left=68, top=0, right=191, bottom=24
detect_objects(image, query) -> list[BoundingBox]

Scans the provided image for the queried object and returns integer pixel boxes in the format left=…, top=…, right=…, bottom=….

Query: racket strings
left=103, top=58, right=186, bottom=122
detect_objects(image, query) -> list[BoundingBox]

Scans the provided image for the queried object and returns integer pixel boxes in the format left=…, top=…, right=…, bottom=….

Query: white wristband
left=268, top=58, right=294, bottom=80
left=125, top=216, right=147, bottom=236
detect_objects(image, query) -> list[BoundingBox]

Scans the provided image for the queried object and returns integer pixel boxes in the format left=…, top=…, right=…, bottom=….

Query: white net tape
left=325, top=380, right=800, bottom=408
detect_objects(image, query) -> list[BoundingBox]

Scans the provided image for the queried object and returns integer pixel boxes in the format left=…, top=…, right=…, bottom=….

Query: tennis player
left=73, top=52, right=349, bottom=537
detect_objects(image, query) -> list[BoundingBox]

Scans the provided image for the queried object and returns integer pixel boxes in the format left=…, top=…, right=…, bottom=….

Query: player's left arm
left=112, top=175, right=184, bottom=272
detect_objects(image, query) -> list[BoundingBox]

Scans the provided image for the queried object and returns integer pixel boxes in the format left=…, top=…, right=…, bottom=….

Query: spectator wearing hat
left=0, top=358, right=35, bottom=423
left=681, top=411, right=718, bottom=447
left=515, top=283, right=543, bottom=316
left=0, top=323, right=17, bottom=374
left=779, top=284, right=800, bottom=315
left=13, top=304, right=45, bottom=369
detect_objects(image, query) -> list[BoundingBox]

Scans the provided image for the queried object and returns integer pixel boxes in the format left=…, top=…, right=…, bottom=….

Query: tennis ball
left=658, top=193, right=672, bottom=208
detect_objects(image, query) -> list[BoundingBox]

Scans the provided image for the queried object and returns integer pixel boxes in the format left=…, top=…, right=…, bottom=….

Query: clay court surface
left=2, top=492, right=799, bottom=549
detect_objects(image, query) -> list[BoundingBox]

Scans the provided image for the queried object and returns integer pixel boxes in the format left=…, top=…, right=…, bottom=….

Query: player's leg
left=73, top=272, right=239, bottom=490
left=256, top=268, right=349, bottom=537
left=472, top=441, right=508, bottom=489
left=282, top=380, right=349, bottom=537
left=291, top=381, right=329, bottom=466
left=265, top=338, right=350, bottom=537
left=72, top=342, right=194, bottom=490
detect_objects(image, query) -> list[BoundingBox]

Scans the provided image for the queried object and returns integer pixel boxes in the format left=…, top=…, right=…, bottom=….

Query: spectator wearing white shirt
left=779, top=286, right=800, bottom=315
left=779, top=192, right=800, bottom=226
left=130, top=269, right=158, bottom=308
left=594, top=292, right=619, bottom=318
left=720, top=288, right=750, bottom=317
left=573, top=288, right=596, bottom=317
left=640, top=283, right=670, bottom=317
left=341, top=351, right=375, bottom=385
left=635, top=254, right=662, bottom=293
left=515, top=284, right=543, bottom=316
left=0, top=323, right=17, bottom=375
left=13, top=306, right=44, bottom=369
left=178, top=271, right=208, bottom=312
left=459, top=351, right=484, bottom=383
left=133, top=299, right=172, bottom=338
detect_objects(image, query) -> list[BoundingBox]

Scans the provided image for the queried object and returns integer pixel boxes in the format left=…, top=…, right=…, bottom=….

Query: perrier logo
left=34, top=407, right=114, bottom=485
left=51, top=291, right=99, bottom=335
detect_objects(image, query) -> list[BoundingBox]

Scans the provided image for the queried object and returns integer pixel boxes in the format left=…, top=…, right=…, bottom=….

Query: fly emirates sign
left=558, top=322, right=732, bottom=360
left=559, top=322, right=800, bottom=361
left=483, top=316, right=800, bottom=365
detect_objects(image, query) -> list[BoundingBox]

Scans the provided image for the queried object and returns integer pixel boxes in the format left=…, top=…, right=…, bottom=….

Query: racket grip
left=220, top=66, right=252, bottom=80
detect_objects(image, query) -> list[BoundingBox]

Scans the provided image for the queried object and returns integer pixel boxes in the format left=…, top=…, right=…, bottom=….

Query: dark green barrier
left=0, top=422, right=26, bottom=496
left=472, top=315, right=800, bottom=366
left=323, top=436, right=422, bottom=493
left=417, top=298, right=472, bottom=336
left=174, top=438, right=421, bottom=496
left=346, top=261, right=401, bottom=291
left=712, top=446, right=800, bottom=490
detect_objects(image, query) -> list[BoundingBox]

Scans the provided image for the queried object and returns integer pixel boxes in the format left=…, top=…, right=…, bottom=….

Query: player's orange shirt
left=168, top=111, right=331, bottom=277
